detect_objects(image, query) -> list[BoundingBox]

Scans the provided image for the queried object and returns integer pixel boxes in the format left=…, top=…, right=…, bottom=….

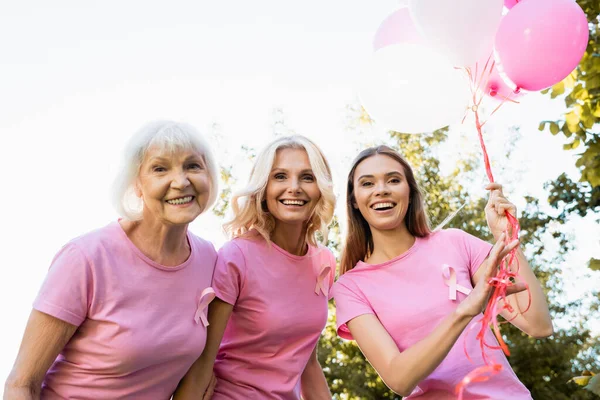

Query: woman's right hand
left=456, top=233, right=526, bottom=318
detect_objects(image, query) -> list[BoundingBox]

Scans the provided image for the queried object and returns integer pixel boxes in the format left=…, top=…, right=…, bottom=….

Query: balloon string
left=456, top=57, right=530, bottom=399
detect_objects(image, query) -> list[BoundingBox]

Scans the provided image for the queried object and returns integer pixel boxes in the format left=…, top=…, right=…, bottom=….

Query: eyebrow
left=357, top=171, right=404, bottom=180
left=147, top=154, right=203, bottom=164
left=272, top=168, right=314, bottom=174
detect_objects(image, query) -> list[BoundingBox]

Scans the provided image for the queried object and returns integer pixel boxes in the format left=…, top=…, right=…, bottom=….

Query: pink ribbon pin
left=315, top=264, right=331, bottom=297
left=442, top=264, right=471, bottom=300
left=194, top=287, right=216, bottom=327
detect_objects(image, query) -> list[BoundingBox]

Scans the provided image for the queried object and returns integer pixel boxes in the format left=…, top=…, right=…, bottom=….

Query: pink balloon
left=495, top=0, right=589, bottom=91
left=486, top=66, right=523, bottom=101
left=504, top=0, right=519, bottom=9
left=470, top=55, right=523, bottom=101
left=373, top=8, right=423, bottom=51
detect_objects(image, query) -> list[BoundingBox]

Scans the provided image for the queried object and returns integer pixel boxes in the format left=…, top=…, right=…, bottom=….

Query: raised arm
left=173, top=298, right=233, bottom=400
left=4, top=310, right=77, bottom=400
left=300, top=344, right=331, bottom=400
left=347, top=236, right=524, bottom=396
left=482, top=183, right=553, bottom=338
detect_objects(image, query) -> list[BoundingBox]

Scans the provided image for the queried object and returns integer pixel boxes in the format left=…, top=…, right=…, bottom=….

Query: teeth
left=167, top=196, right=193, bottom=205
left=373, top=202, right=395, bottom=210
left=282, top=200, right=305, bottom=206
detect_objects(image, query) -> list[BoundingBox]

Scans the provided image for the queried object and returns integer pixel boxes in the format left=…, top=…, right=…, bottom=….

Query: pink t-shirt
left=212, top=234, right=335, bottom=399
left=332, top=229, right=532, bottom=400
left=33, top=221, right=217, bottom=399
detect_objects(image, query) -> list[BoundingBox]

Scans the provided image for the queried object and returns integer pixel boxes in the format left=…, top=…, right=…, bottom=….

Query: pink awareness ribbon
left=194, top=287, right=216, bottom=327
left=315, top=264, right=332, bottom=297
left=442, top=264, right=471, bottom=300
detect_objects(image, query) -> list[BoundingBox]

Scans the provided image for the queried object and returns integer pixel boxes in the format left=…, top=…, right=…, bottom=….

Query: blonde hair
left=224, top=135, right=335, bottom=247
left=340, top=145, right=431, bottom=274
left=112, top=120, right=219, bottom=220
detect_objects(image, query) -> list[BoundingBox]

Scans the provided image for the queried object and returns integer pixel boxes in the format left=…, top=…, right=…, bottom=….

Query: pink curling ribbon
left=194, top=287, right=216, bottom=327
left=315, top=264, right=332, bottom=297
left=442, top=264, right=472, bottom=300
left=454, top=54, right=532, bottom=399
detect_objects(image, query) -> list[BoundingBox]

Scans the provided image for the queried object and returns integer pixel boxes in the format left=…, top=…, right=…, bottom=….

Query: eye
left=360, top=181, right=373, bottom=187
left=274, top=173, right=286, bottom=180
left=302, top=174, right=315, bottom=182
left=389, top=177, right=401, bottom=184
left=187, top=162, right=204, bottom=170
left=152, top=166, right=167, bottom=173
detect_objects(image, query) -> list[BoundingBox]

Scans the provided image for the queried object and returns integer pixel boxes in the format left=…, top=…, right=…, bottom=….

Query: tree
left=539, top=0, right=600, bottom=219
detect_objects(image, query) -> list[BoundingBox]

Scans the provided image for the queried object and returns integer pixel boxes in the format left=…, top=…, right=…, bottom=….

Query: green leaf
left=593, top=102, right=600, bottom=118
left=589, top=258, right=600, bottom=271
left=538, top=121, right=547, bottom=131
left=564, top=138, right=581, bottom=150
left=549, top=122, right=560, bottom=135
left=551, top=81, right=565, bottom=98
left=566, top=111, right=580, bottom=134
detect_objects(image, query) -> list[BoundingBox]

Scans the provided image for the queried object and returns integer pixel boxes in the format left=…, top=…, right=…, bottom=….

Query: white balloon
left=359, top=44, right=471, bottom=134
left=408, top=0, right=503, bottom=67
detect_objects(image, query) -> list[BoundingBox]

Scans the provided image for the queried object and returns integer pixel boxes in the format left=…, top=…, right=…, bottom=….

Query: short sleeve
left=331, top=279, right=374, bottom=340
left=330, top=252, right=337, bottom=288
left=321, top=248, right=336, bottom=300
left=459, top=230, right=493, bottom=276
left=33, top=243, right=92, bottom=326
left=212, top=242, right=246, bottom=305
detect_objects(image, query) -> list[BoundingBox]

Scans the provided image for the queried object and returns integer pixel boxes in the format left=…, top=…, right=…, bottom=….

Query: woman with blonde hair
left=175, top=135, right=335, bottom=399
left=331, top=145, right=552, bottom=399
left=5, top=121, right=220, bottom=399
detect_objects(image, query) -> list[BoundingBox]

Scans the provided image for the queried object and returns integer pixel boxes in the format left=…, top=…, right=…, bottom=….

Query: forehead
left=142, top=145, right=203, bottom=162
left=272, top=147, right=311, bottom=169
left=355, top=154, right=405, bottom=178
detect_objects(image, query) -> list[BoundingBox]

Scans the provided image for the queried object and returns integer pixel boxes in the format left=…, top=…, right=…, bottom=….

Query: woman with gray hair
left=5, top=121, right=219, bottom=399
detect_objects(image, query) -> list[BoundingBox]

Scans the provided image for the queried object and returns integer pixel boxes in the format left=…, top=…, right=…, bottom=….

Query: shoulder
left=219, top=236, right=263, bottom=257
left=315, top=244, right=335, bottom=261
left=188, top=233, right=217, bottom=257
left=66, top=222, right=124, bottom=260
left=332, top=272, right=360, bottom=297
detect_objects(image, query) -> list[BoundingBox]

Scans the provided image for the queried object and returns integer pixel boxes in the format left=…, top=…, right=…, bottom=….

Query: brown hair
left=340, top=145, right=431, bottom=274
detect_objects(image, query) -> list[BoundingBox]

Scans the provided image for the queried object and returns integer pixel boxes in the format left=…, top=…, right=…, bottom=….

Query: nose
left=287, top=177, right=301, bottom=194
left=374, top=181, right=390, bottom=196
left=170, top=170, right=191, bottom=189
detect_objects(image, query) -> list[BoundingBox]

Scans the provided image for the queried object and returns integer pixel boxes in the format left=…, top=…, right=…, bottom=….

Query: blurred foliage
left=539, top=0, right=600, bottom=217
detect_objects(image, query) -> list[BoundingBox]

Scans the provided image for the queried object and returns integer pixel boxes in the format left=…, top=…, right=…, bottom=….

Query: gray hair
left=112, top=120, right=219, bottom=220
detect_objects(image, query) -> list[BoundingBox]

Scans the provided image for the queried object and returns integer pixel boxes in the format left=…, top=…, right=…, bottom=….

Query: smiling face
left=352, top=154, right=411, bottom=232
left=264, top=148, right=321, bottom=228
left=135, top=146, right=211, bottom=226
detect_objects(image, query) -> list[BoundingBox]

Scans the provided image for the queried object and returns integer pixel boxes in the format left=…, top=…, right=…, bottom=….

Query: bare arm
left=4, top=310, right=77, bottom=400
left=347, top=237, right=524, bottom=396
left=173, top=299, right=233, bottom=400
left=300, top=344, right=331, bottom=400
left=483, top=183, right=553, bottom=338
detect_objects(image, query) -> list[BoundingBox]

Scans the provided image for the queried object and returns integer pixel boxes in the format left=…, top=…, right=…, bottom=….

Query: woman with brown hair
left=331, top=145, right=553, bottom=399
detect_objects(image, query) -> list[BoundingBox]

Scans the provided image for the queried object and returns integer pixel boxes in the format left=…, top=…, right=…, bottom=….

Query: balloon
left=359, top=44, right=471, bottom=134
left=470, top=54, right=523, bottom=101
left=504, top=0, right=519, bottom=9
left=495, top=0, right=589, bottom=91
left=408, top=0, right=503, bottom=67
left=373, top=8, right=424, bottom=51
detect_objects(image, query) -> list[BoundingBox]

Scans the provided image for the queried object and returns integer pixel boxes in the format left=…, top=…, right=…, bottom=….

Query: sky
left=1, top=0, right=598, bottom=390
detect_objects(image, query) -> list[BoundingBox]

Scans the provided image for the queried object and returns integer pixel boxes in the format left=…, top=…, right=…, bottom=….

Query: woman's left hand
left=485, top=183, right=517, bottom=240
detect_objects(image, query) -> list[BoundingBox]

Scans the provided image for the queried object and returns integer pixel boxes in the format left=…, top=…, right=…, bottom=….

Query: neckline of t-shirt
left=269, top=239, right=316, bottom=261
left=354, top=235, right=423, bottom=270
left=112, top=220, right=193, bottom=272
